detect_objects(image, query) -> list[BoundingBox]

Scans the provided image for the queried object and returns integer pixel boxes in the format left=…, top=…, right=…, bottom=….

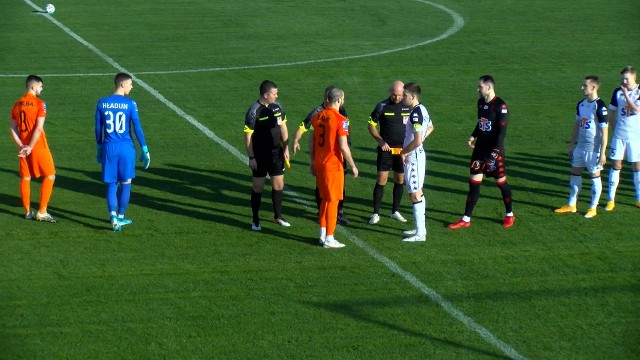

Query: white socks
left=568, top=175, right=581, bottom=206
left=412, top=196, right=426, bottom=236
left=590, top=176, right=602, bottom=208
left=608, top=168, right=620, bottom=201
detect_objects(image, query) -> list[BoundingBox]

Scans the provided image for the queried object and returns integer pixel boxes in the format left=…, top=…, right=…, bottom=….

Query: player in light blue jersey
left=95, top=72, right=150, bottom=231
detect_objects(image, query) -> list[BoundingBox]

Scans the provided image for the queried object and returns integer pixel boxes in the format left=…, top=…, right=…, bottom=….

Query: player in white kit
left=605, top=66, right=640, bottom=210
left=399, top=82, right=434, bottom=242
left=555, top=75, right=608, bottom=218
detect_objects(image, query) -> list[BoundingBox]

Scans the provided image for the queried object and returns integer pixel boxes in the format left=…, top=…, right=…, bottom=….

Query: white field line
left=21, top=1, right=527, bottom=359
left=4, top=1, right=464, bottom=79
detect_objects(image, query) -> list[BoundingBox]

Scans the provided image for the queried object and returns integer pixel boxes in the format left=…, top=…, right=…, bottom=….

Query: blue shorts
left=102, top=141, right=136, bottom=183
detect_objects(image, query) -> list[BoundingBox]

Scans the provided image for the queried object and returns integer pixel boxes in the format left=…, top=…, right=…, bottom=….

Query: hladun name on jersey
left=102, top=103, right=129, bottom=109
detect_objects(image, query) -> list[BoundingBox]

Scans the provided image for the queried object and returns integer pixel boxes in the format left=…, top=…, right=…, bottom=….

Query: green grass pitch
left=0, top=0, right=638, bottom=359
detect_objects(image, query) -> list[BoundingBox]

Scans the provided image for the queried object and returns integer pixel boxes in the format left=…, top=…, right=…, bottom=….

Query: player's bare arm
left=339, top=136, right=358, bottom=178
left=21, top=117, right=46, bottom=157
left=424, top=124, right=434, bottom=138
left=244, top=132, right=257, bottom=171
left=307, top=129, right=315, bottom=176
left=400, top=129, right=425, bottom=165
left=368, top=123, right=390, bottom=151
left=9, top=121, right=27, bottom=157
left=568, top=121, right=579, bottom=158
left=280, top=122, right=290, bottom=161
left=599, top=126, right=608, bottom=167
left=292, top=127, right=305, bottom=155
left=621, top=86, right=640, bottom=114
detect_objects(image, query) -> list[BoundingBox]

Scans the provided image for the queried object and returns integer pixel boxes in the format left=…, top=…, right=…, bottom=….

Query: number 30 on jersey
left=104, top=111, right=127, bottom=134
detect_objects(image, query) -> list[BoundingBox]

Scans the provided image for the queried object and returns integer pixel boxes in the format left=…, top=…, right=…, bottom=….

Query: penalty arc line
left=21, top=1, right=527, bottom=359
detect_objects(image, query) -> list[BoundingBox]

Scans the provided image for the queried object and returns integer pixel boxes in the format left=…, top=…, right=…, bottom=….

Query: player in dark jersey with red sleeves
left=448, top=75, right=515, bottom=229
left=244, top=80, right=291, bottom=231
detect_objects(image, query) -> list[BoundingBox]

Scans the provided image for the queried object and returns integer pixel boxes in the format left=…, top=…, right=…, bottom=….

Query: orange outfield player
left=9, top=75, right=57, bottom=222
left=309, top=87, right=358, bottom=249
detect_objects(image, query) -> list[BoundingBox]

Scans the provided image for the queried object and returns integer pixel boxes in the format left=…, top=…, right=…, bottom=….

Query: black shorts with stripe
left=253, top=148, right=285, bottom=178
left=376, top=147, right=404, bottom=173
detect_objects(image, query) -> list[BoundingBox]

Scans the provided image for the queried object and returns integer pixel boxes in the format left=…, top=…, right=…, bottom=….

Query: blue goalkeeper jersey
left=95, top=94, right=146, bottom=147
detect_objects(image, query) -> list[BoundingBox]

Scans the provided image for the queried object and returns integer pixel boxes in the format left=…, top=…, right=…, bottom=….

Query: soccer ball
left=45, top=3, right=55, bottom=14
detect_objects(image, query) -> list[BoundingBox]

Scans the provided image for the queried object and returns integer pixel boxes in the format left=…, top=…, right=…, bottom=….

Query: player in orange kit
left=309, top=87, right=358, bottom=248
left=9, top=75, right=57, bottom=222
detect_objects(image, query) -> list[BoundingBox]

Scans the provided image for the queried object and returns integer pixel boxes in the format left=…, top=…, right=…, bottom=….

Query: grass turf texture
left=0, top=0, right=639, bottom=359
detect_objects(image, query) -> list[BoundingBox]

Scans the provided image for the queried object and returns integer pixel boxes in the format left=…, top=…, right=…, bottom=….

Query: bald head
left=389, top=80, right=404, bottom=104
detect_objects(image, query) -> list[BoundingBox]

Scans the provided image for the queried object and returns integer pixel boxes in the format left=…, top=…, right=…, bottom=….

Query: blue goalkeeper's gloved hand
left=96, top=144, right=104, bottom=164
left=139, top=145, right=150, bottom=169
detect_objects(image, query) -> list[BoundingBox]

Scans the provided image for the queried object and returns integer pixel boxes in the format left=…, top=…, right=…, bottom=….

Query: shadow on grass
left=50, top=164, right=310, bottom=241
left=304, top=297, right=514, bottom=360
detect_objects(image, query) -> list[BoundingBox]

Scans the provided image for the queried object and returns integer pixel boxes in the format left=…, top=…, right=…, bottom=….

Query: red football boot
left=447, top=219, right=471, bottom=229
left=503, top=215, right=515, bottom=228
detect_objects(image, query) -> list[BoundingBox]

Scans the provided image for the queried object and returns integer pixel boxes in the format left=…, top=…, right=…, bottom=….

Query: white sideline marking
left=4, top=0, right=464, bottom=79
left=21, top=1, right=526, bottom=359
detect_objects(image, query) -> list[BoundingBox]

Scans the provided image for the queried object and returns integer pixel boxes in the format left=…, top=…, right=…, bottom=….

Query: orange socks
left=20, top=179, right=30, bottom=214
left=325, top=200, right=339, bottom=236
left=38, top=177, right=55, bottom=214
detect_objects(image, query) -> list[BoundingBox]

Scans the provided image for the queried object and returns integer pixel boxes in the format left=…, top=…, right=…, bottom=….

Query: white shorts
left=609, top=137, right=640, bottom=162
left=571, top=149, right=602, bottom=174
left=404, top=147, right=426, bottom=194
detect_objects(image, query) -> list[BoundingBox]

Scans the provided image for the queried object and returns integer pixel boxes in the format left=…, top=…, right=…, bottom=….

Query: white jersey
left=609, top=85, right=640, bottom=140
left=575, top=97, right=608, bottom=152
left=403, top=103, right=432, bottom=153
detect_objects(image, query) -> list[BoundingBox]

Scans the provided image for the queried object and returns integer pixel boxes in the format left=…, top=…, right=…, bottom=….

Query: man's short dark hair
left=114, top=72, right=132, bottom=87
left=404, top=82, right=421, bottom=97
left=584, top=75, right=600, bottom=86
left=25, top=74, right=43, bottom=88
left=478, top=75, right=495, bottom=86
left=260, top=80, right=277, bottom=96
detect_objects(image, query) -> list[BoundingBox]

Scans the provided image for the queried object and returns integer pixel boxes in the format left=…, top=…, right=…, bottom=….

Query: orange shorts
left=316, top=169, right=344, bottom=201
left=19, top=147, right=55, bottom=178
